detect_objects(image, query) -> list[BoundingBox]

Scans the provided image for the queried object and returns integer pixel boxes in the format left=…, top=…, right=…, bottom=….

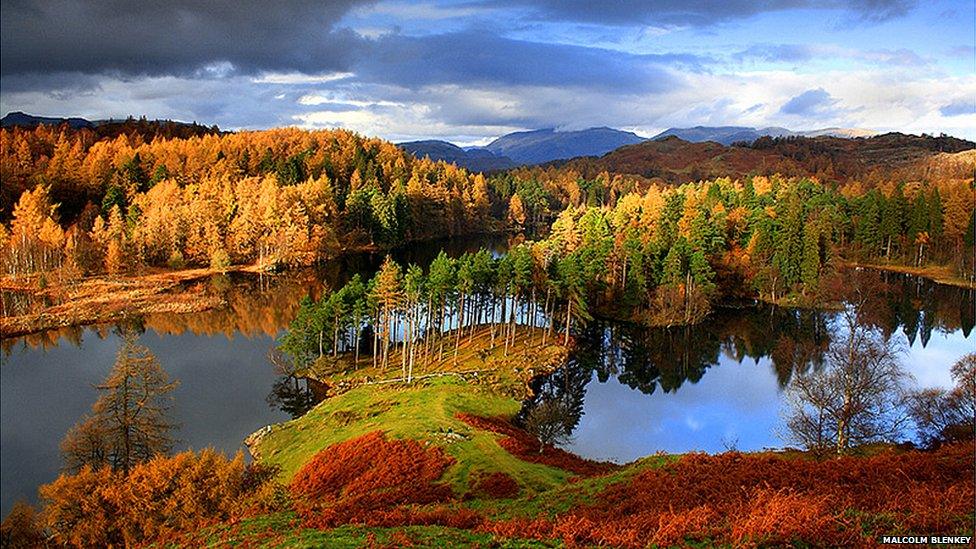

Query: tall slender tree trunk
left=542, top=287, right=551, bottom=346
left=402, top=309, right=409, bottom=380
left=564, top=298, right=572, bottom=346
left=332, top=319, right=339, bottom=358
left=372, top=313, right=379, bottom=369
left=454, top=293, right=464, bottom=363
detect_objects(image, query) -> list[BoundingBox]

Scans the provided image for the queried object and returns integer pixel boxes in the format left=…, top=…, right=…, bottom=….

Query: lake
left=531, top=275, right=974, bottom=462
left=2, top=239, right=972, bottom=515
left=0, top=235, right=509, bottom=516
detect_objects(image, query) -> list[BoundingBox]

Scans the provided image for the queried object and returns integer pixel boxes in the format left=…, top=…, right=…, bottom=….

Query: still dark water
left=0, top=235, right=509, bottom=516
left=1, top=236, right=973, bottom=514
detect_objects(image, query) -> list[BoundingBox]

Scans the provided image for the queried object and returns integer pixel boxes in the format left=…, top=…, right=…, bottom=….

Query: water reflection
left=2, top=234, right=513, bottom=354
left=522, top=273, right=974, bottom=462
left=265, top=348, right=327, bottom=419
left=0, top=235, right=513, bottom=516
left=266, top=376, right=326, bottom=419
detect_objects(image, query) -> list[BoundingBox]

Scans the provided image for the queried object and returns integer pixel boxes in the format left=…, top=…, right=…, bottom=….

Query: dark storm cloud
left=354, top=30, right=706, bottom=92
left=0, top=0, right=372, bottom=77
left=779, top=88, right=837, bottom=115
left=484, top=0, right=917, bottom=27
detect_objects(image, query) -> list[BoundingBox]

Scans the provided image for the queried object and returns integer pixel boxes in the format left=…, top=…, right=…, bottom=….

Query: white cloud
left=352, top=1, right=489, bottom=21
left=3, top=61, right=974, bottom=142
left=252, top=72, right=355, bottom=85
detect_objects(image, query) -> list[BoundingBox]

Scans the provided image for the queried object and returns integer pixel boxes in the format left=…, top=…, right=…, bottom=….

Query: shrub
left=290, top=431, right=456, bottom=528
left=209, top=246, right=231, bottom=272
left=468, top=472, right=519, bottom=499
left=39, top=449, right=278, bottom=547
left=455, top=413, right=615, bottom=476
left=166, top=249, right=185, bottom=269
left=478, top=443, right=974, bottom=548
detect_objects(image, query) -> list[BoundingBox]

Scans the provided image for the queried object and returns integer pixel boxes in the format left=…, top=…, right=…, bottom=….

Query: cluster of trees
left=3, top=450, right=280, bottom=547
left=0, top=126, right=511, bottom=279
left=515, top=175, right=974, bottom=325
left=0, top=330, right=285, bottom=548
left=281, top=247, right=592, bottom=380
left=277, top=175, right=974, bottom=371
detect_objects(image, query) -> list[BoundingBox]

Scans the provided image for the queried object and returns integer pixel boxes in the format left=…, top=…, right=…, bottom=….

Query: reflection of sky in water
left=1, top=329, right=289, bottom=516
left=567, top=327, right=973, bottom=463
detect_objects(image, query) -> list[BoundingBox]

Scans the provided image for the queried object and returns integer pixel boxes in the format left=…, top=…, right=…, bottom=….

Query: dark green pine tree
left=801, top=218, right=822, bottom=293
left=878, top=191, right=902, bottom=260
left=855, top=191, right=882, bottom=257
left=773, top=195, right=804, bottom=288
left=906, top=191, right=929, bottom=242
left=928, top=188, right=943, bottom=238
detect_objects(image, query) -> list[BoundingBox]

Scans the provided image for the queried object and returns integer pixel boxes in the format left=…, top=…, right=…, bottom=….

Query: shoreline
left=3, top=254, right=970, bottom=339
left=1, top=231, right=517, bottom=339
left=841, top=260, right=976, bottom=290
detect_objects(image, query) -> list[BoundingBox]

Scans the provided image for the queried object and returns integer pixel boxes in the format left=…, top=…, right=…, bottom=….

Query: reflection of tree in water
left=265, top=348, right=326, bottom=419
left=522, top=271, right=973, bottom=418
left=856, top=270, right=975, bottom=346
left=266, top=376, right=325, bottom=419
left=515, top=353, right=592, bottom=439
left=566, top=306, right=831, bottom=398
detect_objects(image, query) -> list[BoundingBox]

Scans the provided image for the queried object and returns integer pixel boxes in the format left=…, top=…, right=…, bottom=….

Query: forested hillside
left=1, top=126, right=973, bottom=312
left=0, top=126, right=507, bottom=275
left=552, top=133, right=974, bottom=185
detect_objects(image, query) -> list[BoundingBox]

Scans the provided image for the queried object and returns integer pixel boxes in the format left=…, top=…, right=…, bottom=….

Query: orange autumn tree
left=40, top=449, right=280, bottom=548
left=2, top=185, right=64, bottom=277
left=61, top=332, right=178, bottom=474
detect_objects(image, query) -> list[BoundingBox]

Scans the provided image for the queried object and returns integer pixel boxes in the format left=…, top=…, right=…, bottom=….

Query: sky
left=1, top=0, right=974, bottom=144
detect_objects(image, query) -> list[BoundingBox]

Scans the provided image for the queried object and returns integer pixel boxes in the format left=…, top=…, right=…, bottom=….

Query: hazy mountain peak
left=485, top=126, right=645, bottom=164
left=398, top=140, right=516, bottom=172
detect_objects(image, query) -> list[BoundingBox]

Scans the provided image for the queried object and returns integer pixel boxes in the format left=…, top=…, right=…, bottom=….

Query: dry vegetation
left=0, top=267, right=235, bottom=337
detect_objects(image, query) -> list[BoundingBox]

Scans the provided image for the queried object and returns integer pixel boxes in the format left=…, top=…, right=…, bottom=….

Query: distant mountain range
left=651, top=126, right=877, bottom=145
left=398, top=140, right=516, bottom=172
left=1, top=111, right=95, bottom=129
left=400, top=127, right=645, bottom=171
left=483, top=127, right=645, bottom=164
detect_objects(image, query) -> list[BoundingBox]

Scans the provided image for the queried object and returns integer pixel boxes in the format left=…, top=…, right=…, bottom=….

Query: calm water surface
left=0, top=236, right=508, bottom=515
left=2, top=243, right=973, bottom=514
left=537, top=275, right=974, bottom=462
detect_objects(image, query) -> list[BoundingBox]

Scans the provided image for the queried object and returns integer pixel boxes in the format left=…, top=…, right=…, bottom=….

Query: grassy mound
left=252, top=376, right=579, bottom=496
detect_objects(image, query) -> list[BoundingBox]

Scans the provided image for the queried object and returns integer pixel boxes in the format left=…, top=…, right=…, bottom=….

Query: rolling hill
left=651, top=126, right=877, bottom=145
left=1, top=111, right=94, bottom=130
left=551, top=133, right=974, bottom=184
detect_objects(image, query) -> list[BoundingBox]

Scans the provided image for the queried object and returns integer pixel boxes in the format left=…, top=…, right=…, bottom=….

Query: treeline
left=283, top=174, right=975, bottom=351
left=281, top=246, right=589, bottom=380
left=538, top=175, right=974, bottom=324
left=0, top=127, right=524, bottom=278
left=1, top=126, right=972, bottom=293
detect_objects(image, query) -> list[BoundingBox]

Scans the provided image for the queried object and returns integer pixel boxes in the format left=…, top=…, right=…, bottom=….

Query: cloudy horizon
left=1, top=0, right=974, bottom=144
